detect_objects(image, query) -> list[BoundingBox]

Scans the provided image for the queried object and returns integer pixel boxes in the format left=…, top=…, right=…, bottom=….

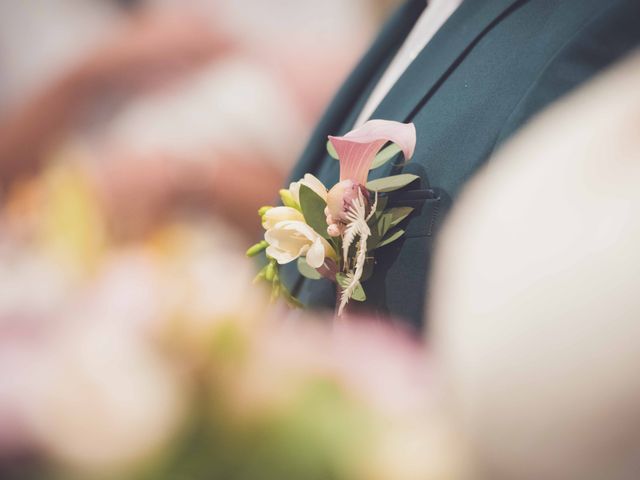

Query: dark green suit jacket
left=282, top=0, right=640, bottom=330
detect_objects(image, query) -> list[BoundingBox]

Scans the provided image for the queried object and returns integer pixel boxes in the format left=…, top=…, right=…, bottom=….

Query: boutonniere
left=247, top=120, right=418, bottom=317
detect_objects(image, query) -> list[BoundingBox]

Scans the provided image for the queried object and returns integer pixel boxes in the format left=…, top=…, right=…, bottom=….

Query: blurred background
left=3, top=1, right=640, bottom=480
left=0, top=0, right=400, bottom=239
left=0, top=2, right=469, bottom=480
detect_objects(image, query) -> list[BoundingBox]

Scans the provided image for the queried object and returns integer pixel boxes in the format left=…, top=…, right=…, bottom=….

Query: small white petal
left=288, top=181, right=302, bottom=206
left=302, top=174, right=329, bottom=201
left=306, top=237, right=326, bottom=269
left=262, top=207, right=304, bottom=230
left=266, top=245, right=296, bottom=265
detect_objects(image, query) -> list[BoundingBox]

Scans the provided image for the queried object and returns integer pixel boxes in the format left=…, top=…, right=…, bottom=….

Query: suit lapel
left=370, top=0, right=527, bottom=126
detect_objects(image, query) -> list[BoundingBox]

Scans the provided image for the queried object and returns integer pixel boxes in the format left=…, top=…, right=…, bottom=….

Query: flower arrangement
left=248, top=120, right=419, bottom=315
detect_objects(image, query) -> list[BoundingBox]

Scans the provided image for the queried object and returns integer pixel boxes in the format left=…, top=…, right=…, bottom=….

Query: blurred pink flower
left=27, top=318, right=186, bottom=474
left=331, top=319, right=432, bottom=415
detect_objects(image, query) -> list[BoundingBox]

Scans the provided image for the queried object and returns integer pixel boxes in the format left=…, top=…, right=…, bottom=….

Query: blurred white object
left=0, top=0, right=120, bottom=113
left=0, top=248, right=75, bottom=452
left=105, top=0, right=378, bottom=169
left=105, top=59, right=307, bottom=170
left=180, top=0, right=374, bottom=50
left=432, top=51, right=640, bottom=480
left=28, top=315, right=186, bottom=474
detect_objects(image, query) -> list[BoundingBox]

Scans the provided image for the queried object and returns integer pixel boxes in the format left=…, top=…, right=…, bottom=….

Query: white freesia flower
left=261, top=206, right=305, bottom=230
left=289, top=174, right=328, bottom=205
left=265, top=221, right=335, bottom=268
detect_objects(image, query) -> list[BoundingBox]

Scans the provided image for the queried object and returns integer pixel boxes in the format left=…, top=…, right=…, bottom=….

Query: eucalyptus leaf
left=335, top=273, right=350, bottom=292
left=387, top=207, right=414, bottom=226
left=336, top=274, right=366, bottom=302
left=351, top=283, right=366, bottom=302
left=376, top=212, right=393, bottom=239
left=297, top=257, right=322, bottom=280
left=376, top=195, right=389, bottom=213
left=370, top=143, right=402, bottom=170
left=367, top=211, right=393, bottom=251
left=366, top=174, right=419, bottom=193
left=360, top=257, right=375, bottom=282
left=376, top=229, right=406, bottom=249
left=367, top=233, right=381, bottom=252
left=370, top=196, right=389, bottom=224
left=326, top=140, right=339, bottom=160
left=299, top=185, right=330, bottom=239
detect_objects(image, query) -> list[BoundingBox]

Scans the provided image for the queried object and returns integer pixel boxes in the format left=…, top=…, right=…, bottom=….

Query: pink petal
left=344, top=119, right=416, bottom=160
left=329, top=137, right=386, bottom=185
left=328, top=120, right=416, bottom=185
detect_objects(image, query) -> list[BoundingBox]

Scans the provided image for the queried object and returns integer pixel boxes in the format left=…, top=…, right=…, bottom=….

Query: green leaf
left=387, top=207, right=414, bottom=226
left=360, top=257, right=375, bottom=282
left=375, top=195, right=389, bottom=213
left=366, top=174, right=419, bottom=193
left=376, top=229, right=406, bottom=249
left=299, top=184, right=330, bottom=239
left=370, top=195, right=389, bottom=224
left=351, top=283, right=366, bottom=302
left=264, top=261, right=277, bottom=282
left=336, top=274, right=366, bottom=302
left=370, top=143, right=402, bottom=170
left=376, top=212, right=393, bottom=239
left=367, top=235, right=380, bottom=251
left=367, top=211, right=392, bottom=251
left=297, top=257, right=322, bottom=280
left=326, top=140, right=339, bottom=159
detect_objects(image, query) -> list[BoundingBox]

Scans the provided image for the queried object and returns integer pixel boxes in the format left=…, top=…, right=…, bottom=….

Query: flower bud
left=246, top=240, right=269, bottom=257
left=279, top=189, right=299, bottom=210
left=264, top=261, right=277, bottom=282
left=258, top=206, right=273, bottom=217
left=262, top=207, right=305, bottom=230
left=326, top=180, right=360, bottom=222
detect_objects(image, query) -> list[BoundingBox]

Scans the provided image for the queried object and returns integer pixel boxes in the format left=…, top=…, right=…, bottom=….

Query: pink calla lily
left=328, top=119, right=416, bottom=186
left=325, top=120, right=416, bottom=230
